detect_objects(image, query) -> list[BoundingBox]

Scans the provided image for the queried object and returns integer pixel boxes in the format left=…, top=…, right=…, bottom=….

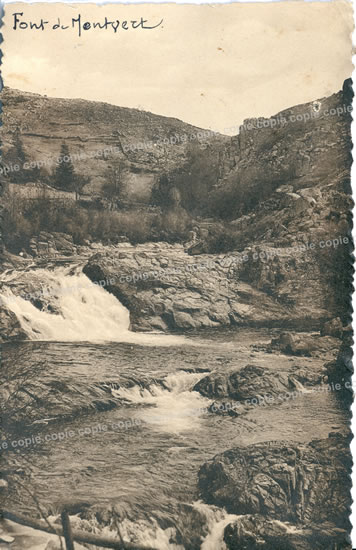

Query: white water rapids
left=111, top=371, right=212, bottom=432
left=0, top=266, right=185, bottom=346
left=11, top=503, right=241, bottom=550
left=109, top=503, right=242, bottom=550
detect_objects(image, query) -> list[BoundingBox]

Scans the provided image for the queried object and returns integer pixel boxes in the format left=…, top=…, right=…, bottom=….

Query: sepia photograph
left=0, top=2, right=354, bottom=549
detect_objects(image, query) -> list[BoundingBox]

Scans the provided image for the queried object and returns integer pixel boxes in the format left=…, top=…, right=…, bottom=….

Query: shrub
left=156, top=207, right=192, bottom=242
left=204, top=225, right=238, bottom=253
left=151, top=143, right=220, bottom=215
left=3, top=193, right=192, bottom=253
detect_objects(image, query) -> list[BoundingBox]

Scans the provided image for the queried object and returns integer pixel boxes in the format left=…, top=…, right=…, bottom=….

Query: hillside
left=212, top=79, right=352, bottom=220
left=183, top=80, right=353, bottom=323
left=0, top=87, right=228, bottom=200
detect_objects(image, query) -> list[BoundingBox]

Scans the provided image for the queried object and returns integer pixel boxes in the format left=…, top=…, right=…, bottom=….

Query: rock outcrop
left=0, top=235, right=352, bottom=338
left=82, top=244, right=304, bottom=332
left=215, top=80, right=352, bottom=218
left=196, top=82, right=353, bottom=323
left=28, top=231, right=77, bottom=258
left=223, top=515, right=350, bottom=550
left=0, top=308, right=26, bottom=343
left=198, top=436, right=351, bottom=548
left=268, top=331, right=341, bottom=357
left=193, top=364, right=325, bottom=403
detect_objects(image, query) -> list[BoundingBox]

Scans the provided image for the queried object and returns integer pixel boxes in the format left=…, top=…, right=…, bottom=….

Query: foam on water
left=112, top=371, right=211, bottom=432
left=192, top=502, right=242, bottom=550
left=114, top=518, right=184, bottom=550
left=115, top=504, right=241, bottom=550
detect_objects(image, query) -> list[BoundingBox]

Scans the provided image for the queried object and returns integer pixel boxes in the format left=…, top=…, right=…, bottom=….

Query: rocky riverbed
left=82, top=242, right=298, bottom=332
left=0, top=232, right=351, bottom=341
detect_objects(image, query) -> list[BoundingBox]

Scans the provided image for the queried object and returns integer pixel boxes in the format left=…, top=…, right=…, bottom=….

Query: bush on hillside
left=3, top=195, right=193, bottom=253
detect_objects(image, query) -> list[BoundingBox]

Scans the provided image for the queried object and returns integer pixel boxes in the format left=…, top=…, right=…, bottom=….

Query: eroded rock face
left=193, top=364, right=324, bottom=402
left=218, top=85, right=352, bottom=199
left=199, top=84, right=353, bottom=322
left=82, top=244, right=293, bottom=332
left=198, top=436, right=351, bottom=525
left=29, top=231, right=77, bottom=257
left=1, top=87, right=228, bottom=200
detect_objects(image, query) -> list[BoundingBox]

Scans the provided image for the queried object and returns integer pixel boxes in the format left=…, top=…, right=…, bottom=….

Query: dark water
left=2, top=330, right=348, bottom=549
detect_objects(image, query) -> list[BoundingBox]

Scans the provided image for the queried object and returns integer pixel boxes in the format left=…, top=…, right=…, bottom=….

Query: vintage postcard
left=0, top=2, right=354, bottom=549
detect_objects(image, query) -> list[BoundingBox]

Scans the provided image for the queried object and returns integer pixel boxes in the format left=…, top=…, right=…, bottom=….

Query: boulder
left=193, top=364, right=323, bottom=403
left=321, top=317, right=344, bottom=338
left=198, top=436, right=351, bottom=525
left=0, top=307, right=27, bottom=342
left=295, top=196, right=313, bottom=214
left=148, top=316, right=169, bottom=332
left=29, top=232, right=76, bottom=257
left=0, top=533, right=14, bottom=544
left=276, top=184, right=294, bottom=194
left=172, top=311, right=199, bottom=329
left=186, top=240, right=209, bottom=255
left=280, top=192, right=301, bottom=208
left=83, top=249, right=292, bottom=332
left=270, top=332, right=341, bottom=357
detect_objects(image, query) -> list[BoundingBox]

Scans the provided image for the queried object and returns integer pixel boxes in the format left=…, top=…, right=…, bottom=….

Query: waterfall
left=109, top=518, right=184, bottom=550
left=0, top=267, right=185, bottom=346
left=192, top=502, right=242, bottom=550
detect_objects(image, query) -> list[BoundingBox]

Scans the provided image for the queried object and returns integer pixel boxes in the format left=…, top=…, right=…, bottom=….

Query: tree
left=151, top=173, right=174, bottom=208
left=151, top=143, right=220, bottom=214
left=52, top=143, right=89, bottom=198
left=101, top=162, right=126, bottom=209
left=3, top=130, right=36, bottom=183
left=73, top=174, right=90, bottom=200
left=53, top=143, right=76, bottom=191
left=11, top=130, right=26, bottom=166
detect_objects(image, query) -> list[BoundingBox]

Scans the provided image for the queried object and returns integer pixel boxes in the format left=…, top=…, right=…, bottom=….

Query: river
left=0, top=267, right=347, bottom=549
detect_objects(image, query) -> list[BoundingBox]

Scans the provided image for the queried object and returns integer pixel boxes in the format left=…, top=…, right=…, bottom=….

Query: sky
left=2, top=1, right=353, bottom=134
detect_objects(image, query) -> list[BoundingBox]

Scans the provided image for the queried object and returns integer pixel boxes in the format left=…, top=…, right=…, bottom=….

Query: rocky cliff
left=214, top=79, right=352, bottom=213
left=189, top=80, right=353, bottom=324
